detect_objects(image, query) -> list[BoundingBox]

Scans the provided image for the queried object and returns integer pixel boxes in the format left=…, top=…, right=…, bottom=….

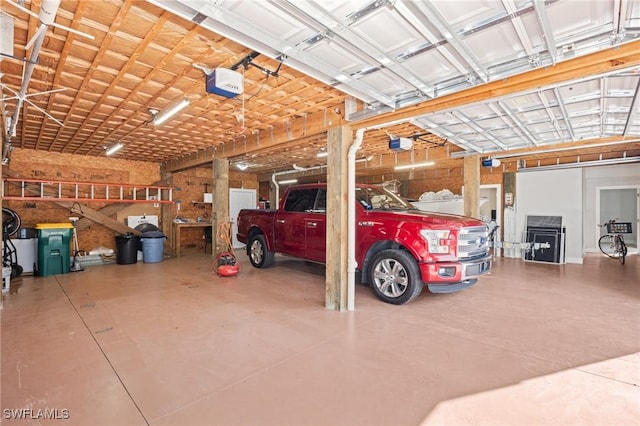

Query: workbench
left=172, top=222, right=211, bottom=257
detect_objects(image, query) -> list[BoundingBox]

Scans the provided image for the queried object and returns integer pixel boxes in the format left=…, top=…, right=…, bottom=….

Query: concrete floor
left=1, top=252, right=639, bottom=426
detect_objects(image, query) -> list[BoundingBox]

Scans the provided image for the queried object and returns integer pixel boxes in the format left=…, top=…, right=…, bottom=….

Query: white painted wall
left=512, top=168, right=583, bottom=264
left=503, top=163, right=639, bottom=263
left=584, top=164, right=640, bottom=252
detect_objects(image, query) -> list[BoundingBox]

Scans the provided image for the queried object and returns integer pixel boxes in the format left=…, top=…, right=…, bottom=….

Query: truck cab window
left=314, top=189, right=327, bottom=212
left=356, top=186, right=412, bottom=210
left=284, top=189, right=318, bottom=212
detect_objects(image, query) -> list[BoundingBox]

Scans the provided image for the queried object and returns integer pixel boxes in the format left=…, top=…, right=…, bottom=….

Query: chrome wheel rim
left=373, top=258, right=408, bottom=298
left=250, top=240, right=264, bottom=264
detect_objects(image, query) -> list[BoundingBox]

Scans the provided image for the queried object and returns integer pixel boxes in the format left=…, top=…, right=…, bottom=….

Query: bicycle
left=2, top=207, right=24, bottom=277
left=598, top=219, right=631, bottom=265
left=487, top=219, right=500, bottom=256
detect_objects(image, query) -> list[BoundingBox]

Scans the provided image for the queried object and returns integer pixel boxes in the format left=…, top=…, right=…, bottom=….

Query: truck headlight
left=420, top=229, right=454, bottom=254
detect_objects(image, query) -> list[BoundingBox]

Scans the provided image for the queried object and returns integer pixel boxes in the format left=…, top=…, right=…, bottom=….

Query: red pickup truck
left=236, top=183, right=491, bottom=305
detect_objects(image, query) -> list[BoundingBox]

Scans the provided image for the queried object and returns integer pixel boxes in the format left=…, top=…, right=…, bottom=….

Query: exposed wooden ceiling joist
left=2, top=0, right=639, bottom=177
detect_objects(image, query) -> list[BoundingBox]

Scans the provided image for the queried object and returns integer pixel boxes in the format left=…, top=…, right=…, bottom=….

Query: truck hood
left=364, top=208, right=485, bottom=228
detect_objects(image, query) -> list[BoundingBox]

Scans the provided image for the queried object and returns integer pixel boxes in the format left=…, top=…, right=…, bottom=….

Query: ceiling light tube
left=236, top=163, right=248, bottom=170
left=517, top=156, right=640, bottom=172
left=278, top=179, right=298, bottom=185
left=452, top=138, right=640, bottom=160
left=394, top=161, right=435, bottom=171
left=355, top=155, right=375, bottom=163
left=317, top=151, right=329, bottom=158
left=105, top=142, right=124, bottom=156
left=154, top=98, right=190, bottom=126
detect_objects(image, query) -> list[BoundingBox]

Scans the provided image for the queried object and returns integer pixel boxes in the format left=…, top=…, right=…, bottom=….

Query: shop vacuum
left=69, top=217, right=84, bottom=272
left=215, top=222, right=239, bottom=277
left=216, top=252, right=239, bottom=277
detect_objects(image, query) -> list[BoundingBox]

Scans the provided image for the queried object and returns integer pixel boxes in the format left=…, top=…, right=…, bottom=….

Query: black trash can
left=115, top=233, right=140, bottom=265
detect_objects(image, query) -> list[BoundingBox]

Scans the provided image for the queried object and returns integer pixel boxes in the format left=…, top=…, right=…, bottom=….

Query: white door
left=229, top=188, right=257, bottom=248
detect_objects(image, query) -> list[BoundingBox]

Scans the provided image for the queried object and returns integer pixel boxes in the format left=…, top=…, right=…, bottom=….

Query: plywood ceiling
left=1, top=0, right=639, bottom=176
left=0, top=0, right=355, bottom=164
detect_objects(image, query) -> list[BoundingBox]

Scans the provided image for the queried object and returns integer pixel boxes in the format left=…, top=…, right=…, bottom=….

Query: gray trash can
left=140, top=230, right=166, bottom=263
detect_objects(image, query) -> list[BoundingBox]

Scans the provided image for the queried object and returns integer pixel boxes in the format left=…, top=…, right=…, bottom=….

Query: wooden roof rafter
left=355, top=40, right=640, bottom=131
left=84, top=25, right=221, bottom=157
left=3, top=0, right=638, bottom=173
left=61, top=11, right=173, bottom=154
left=46, top=1, right=135, bottom=151
left=16, top=0, right=41, bottom=149
left=209, top=39, right=640, bottom=173
left=35, top=1, right=92, bottom=149
left=111, top=52, right=259, bottom=160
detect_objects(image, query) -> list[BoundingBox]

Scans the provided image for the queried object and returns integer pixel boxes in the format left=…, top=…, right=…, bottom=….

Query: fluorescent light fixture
left=236, top=163, right=248, bottom=170
left=105, top=142, right=124, bottom=156
left=335, top=74, right=350, bottom=83
left=394, top=161, right=435, bottom=171
left=153, top=98, right=190, bottom=126
left=317, top=151, right=328, bottom=158
left=278, top=179, right=298, bottom=185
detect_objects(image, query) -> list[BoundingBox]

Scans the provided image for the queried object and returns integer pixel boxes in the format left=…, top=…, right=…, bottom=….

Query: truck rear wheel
left=248, top=234, right=275, bottom=268
left=368, top=249, right=423, bottom=305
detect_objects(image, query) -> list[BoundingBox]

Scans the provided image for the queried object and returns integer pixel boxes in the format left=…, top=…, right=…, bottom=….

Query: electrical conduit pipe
left=347, top=128, right=366, bottom=311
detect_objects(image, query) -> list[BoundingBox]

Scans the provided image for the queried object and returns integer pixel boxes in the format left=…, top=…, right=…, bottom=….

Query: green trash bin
left=35, top=223, right=73, bottom=277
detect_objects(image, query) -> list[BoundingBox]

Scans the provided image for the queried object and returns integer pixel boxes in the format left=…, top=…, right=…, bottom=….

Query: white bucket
left=2, top=266, right=12, bottom=294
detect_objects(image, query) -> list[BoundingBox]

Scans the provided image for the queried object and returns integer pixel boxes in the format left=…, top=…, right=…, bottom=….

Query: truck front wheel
left=368, top=250, right=423, bottom=305
left=248, top=234, right=275, bottom=268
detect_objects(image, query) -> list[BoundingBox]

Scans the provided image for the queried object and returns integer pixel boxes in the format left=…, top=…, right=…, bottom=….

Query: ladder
left=2, top=177, right=173, bottom=204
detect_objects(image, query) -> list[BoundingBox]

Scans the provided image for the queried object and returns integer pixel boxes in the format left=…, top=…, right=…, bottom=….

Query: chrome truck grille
left=457, top=226, right=490, bottom=259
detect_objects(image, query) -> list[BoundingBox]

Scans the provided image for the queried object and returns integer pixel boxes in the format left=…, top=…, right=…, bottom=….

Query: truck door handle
left=307, top=222, right=317, bottom=228
left=276, top=219, right=285, bottom=224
